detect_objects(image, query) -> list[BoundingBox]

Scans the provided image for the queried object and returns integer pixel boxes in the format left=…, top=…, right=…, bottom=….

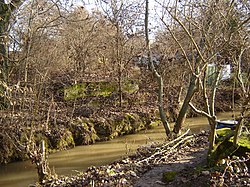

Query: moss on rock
left=209, top=128, right=250, bottom=166
left=125, top=113, right=144, bottom=133
left=92, top=113, right=152, bottom=140
left=94, top=117, right=113, bottom=140
left=70, top=118, right=99, bottom=145
left=47, top=128, right=75, bottom=150
left=0, top=112, right=159, bottom=164
left=64, top=81, right=139, bottom=100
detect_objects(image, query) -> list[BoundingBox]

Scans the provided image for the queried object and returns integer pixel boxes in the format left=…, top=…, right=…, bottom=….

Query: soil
left=134, top=148, right=210, bottom=187
left=134, top=131, right=211, bottom=187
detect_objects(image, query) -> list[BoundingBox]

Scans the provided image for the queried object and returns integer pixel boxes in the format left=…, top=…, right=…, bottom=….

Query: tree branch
left=189, top=102, right=212, bottom=119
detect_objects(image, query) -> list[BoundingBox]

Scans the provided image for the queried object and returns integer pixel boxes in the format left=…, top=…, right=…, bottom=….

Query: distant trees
left=97, top=0, right=144, bottom=107
left=61, top=7, right=109, bottom=74
left=13, top=0, right=67, bottom=106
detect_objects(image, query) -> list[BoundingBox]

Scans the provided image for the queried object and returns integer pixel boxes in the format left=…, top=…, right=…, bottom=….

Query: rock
left=201, top=171, right=210, bottom=176
left=120, top=178, right=128, bottom=184
left=180, top=177, right=189, bottom=183
left=193, top=174, right=198, bottom=178
left=155, top=180, right=166, bottom=185
left=129, top=170, right=137, bottom=177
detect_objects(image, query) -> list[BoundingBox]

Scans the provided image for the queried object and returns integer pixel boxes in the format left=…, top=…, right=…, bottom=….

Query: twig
left=138, top=129, right=193, bottom=164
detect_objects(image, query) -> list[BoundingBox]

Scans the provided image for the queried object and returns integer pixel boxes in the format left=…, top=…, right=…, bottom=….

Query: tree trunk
left=210, top=67, right=221, bottom=116
left=189, top=102, right=217, bottom=153
left=233, top=49, right=249, bottom=145
left=157, top=73, right=171, bottom=135
left=145, top=0, right=171, bottom=135
left=233, top=99, right=248, bottom=145
left=173, top=74, right=197, bottom=133
left=116, top=24, right=123, bottom=107
left=118, top=64, right=122, bottom=107
left=170, top=1, right=216, bottom=134
left=37, top=140, right=50, bottom=183
left=208, top=117, right=216, bottom=152
left=25, top=139, right=52, bottom=183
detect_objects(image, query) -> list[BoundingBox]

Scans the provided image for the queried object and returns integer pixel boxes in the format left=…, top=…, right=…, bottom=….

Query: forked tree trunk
left=173, top=74, right=197, bottom=133
left=189, top=102, right=217, bottom=152
left=170, top=1, right=215, bottom=134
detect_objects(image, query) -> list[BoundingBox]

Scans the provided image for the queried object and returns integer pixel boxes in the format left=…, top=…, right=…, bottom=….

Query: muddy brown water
left=0, top=112, right=236, bottom=187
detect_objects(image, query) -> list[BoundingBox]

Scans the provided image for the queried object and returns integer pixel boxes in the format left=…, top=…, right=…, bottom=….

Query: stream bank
left=0, top=111, right=158, bottom=164
left=39, top=130, right=250, bottom=187
left=38, top=130, right=210, bottom=187
left=0, top=112, right=248, bottom=187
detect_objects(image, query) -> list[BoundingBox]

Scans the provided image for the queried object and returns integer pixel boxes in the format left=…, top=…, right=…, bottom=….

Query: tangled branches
left=136, top=129, right=193, bottom=164
left=211, top=154, right=250, bottom=186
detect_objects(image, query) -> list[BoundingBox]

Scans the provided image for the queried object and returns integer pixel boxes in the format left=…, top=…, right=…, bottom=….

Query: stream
left=0, top=112, right=235, bottom=187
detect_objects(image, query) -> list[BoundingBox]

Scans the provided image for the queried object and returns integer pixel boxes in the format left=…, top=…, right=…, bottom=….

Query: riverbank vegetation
left=0, top=0, right=249, bottom=186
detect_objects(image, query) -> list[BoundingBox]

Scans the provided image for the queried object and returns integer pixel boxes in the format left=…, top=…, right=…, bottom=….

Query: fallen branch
left=138, top=129, right=193, bottom=164
left=154, top=134, right=194, bottom=164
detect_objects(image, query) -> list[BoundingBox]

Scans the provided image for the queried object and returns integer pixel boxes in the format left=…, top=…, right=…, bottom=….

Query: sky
left=4, top=0, right=12, bottom=4
left=72, top=0, right=157, bottom=16
left=72, top=0, right=160, bottom=39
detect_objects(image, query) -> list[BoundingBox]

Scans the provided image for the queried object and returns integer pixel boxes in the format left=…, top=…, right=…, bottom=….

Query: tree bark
left=173, top=74, right=197, bottom=133
left=210, top=67, right=221, bottom=116
left=36, top=140, right=50, bottom=183
left=208, top=117, right=216, bottom=152
left=233, top=48, right=249, bottom=145
left=157, top=69, right=171, bottom=135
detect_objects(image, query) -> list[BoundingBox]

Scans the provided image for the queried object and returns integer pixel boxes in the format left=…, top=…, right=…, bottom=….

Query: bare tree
left=233, top=48, right=250, bottom=145
left=0, top=0, right=74, bottom=182
left=97, top=0, right=144, bottom=107
left=0, top=0, right=23, bottom=108
left=145, top=0, right=171, bottom=135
